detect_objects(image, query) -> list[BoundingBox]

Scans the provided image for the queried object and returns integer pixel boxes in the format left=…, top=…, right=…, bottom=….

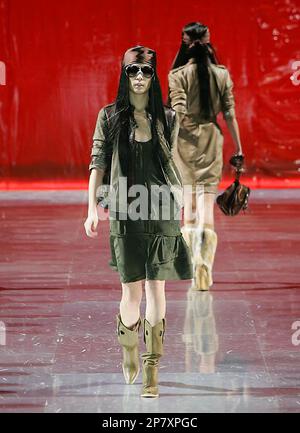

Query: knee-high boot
left=181, top=225, right=203, bottom=266
left=141, top=318, right=166, bottom=398
left=195, top=227, right=218, bottom=290
left=181, top=225, right=205, bottom=290
left=116, top=314, right=141, bottom=385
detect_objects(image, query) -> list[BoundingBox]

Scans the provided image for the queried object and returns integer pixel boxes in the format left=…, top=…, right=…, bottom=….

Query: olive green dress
left=109, top=138, right=193, bottom=284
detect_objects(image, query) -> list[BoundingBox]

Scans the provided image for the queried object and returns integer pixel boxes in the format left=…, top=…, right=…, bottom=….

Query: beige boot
left=141, top=318, right=166, bottom=398
left=181, top=225, right=206, bottom=291
left=116, top=314, right=141, bottom=385
left=181, top=225, right=203, bottom=290
left=195, top=227, right=218, bottom=290
left=181, top=226, right=201, bottom=260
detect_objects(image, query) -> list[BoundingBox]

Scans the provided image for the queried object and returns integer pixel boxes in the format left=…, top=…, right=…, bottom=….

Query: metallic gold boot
left=181, top=225, right=205, bottom=291
left=141, top=318, right=165, bottom=398
left=196, top=227, right=218, bottom=290
left=116, top=314, right=141, bottom=385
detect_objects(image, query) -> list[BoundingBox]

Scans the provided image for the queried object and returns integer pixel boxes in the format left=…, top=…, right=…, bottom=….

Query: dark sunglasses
left=125, top=64, right=154, bottom=79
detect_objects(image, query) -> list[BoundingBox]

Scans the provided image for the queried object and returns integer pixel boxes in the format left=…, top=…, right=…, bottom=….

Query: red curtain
left=0, top=0, right=300, bottom=185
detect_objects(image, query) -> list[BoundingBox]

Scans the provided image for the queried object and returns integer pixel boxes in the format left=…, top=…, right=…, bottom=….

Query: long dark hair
left=106, top=65, right=172, bottom=176
left=170, top=22, right=219, bottom=120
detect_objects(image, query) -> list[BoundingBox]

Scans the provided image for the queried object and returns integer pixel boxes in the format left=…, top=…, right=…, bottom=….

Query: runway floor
left=0, top=189, right=299, bottom=413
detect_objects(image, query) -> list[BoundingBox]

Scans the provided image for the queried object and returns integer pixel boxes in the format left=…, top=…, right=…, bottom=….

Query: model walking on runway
left=168, top=22, right=244, bottom=291
left=84, top=46, right=193, bottom=398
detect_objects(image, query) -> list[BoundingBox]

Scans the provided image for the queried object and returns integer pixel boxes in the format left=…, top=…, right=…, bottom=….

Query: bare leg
left=202, top=192, right=216, bottom=230
left=184, top=190, right=197, bottom=226
left=120, top=280, right=143, bottom=328
left=145, top=280, right=166, bottom=326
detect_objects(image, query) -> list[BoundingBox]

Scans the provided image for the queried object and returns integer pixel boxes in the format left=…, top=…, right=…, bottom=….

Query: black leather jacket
left=89, top=103, right=183, bottom=212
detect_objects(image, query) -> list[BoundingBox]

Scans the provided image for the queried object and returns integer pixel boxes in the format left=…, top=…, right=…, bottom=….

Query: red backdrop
left=0, top=0, right=300, bottom=187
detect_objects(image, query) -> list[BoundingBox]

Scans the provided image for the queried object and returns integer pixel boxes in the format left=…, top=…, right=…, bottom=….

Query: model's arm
left=88, top=168, right=104, bottom=213
left=84, top=168, right=103, bottom=237
left=168, top=71, right=187, bottom=124
left=222, top=70, right=243, bottom=155
left=84, top=108, right=110, bottom=238
left=225, top=117, right=243, bottom=155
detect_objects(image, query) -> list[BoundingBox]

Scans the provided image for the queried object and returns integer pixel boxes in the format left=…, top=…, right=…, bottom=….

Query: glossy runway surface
left=0, top=189, right=299, bottom=413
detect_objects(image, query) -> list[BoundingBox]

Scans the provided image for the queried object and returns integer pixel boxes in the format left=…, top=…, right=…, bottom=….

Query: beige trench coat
left=168, top=58, right=236, bottom=194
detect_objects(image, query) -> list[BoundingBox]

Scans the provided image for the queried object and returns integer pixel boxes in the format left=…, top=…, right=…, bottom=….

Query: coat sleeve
left=168, top=71, right=187, bottom=115
left=170, top=111, right=180, bottom=158
left=221, top=69, right=236, bottom=121
left=88, top=107, right=111, bottom=172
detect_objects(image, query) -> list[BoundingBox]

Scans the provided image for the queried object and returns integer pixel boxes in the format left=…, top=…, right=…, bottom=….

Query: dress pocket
left=149, top=235, right=179, bottom=265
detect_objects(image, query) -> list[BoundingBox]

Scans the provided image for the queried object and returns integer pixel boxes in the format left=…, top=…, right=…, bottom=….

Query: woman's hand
left=84, top=211, right=99, bottom=238
left=229, top=153, right=245, bottom=169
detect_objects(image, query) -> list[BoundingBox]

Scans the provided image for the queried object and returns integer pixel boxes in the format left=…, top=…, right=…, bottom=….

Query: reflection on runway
left=0, top=321, right=6, bottom=346
left=183, top=290, right=218, bottom=374
left=0, top=190, right=299, bottom=412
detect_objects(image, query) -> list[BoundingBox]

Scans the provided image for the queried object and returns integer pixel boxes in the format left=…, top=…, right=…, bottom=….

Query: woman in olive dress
left=84, top=46, right=193, bottom=398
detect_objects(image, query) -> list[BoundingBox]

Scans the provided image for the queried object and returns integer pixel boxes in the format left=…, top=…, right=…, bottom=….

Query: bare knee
left=120, top=281, right=143, bottom=327
left=184, top=192, right=197, bottom=225
left=145, top=280, right=165, bottom=301
left=121, top=282, right=143, bottom=306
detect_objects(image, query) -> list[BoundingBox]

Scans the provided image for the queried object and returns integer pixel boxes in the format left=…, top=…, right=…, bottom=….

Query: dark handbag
left=216, top=155, right=250, bottom=216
